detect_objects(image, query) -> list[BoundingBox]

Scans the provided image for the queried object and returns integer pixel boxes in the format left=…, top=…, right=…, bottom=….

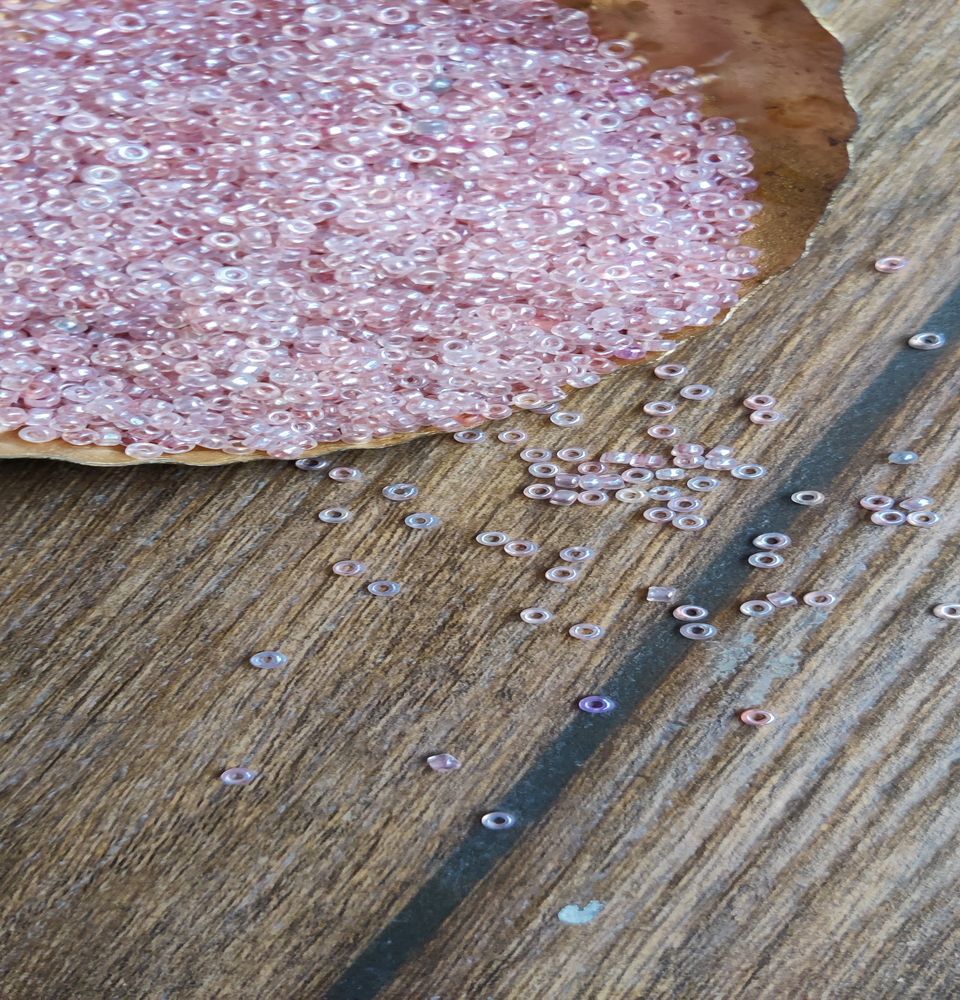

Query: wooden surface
left=1, top=2, right=959, bottom=999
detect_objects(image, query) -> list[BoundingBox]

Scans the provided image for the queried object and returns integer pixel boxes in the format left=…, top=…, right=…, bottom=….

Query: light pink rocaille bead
left=740, top=708, right=776, bottom=727
left=874, top=256, right=910, bottom=273
left=653, top=363, right=688, bottom=380
left=743, top=394, right=777, bottom=410
left=647, top=424, right=679, bottom=439
left=672, top=604, right=709, bottom=621
left=860, top=495, right=895, bottom=511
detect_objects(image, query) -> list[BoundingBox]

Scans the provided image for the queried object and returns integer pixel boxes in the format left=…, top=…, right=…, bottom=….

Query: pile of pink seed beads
left=0, top=0, right=758, bottom=459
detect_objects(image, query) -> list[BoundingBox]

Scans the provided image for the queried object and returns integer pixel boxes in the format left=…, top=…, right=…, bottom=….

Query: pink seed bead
left=332, top=560, right=366, bottom=577
left=898, top=496, right=935, bottom=511
left=647, top=424, right=679, bottom=439
left=578, top=490, right=609, bottom=506
left=504, top=539, right=539, bottom=556
left=600, top=451, right=634, bottom=465
left=555, top=473, right=580, bottom=488
left=220, top=767, right=256, bottom=786
left=673, top=604, right=709, bottom=621
left=766, top=591, right=798, bottom=608
left=426, top=753, right=462, bottom=773
left=803, top=591, right=838, bottom=608
left=557, top=447, right=590, bottom=462
left=749, top=410, right=784, bottom=426
left=743, top=395, right=778, bottom=410
left=549, top=490, right=579, bottom=507
left=679, top=384, right=715, bottom=400
left=740, top=709, right=776, bottom=727
left=328, top=466, right=363, bottom=483
left=646, top=586, right=678, bottom=602
left=860, top=495, right=895, bottom=511
left=653, top=364, right=688, bottom=380
left=874, top=256, right=910, bottom=273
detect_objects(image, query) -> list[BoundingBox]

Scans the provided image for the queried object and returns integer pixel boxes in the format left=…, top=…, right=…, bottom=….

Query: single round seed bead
left=520, top=447, right=552, bottom=462
left=673, top=455, right=704, bottom=469
left=578, top=490, right=609, bottom=506
left=249, top=650, right=289, bottom=669
left=546, top=565, right=579, bottom=583
left=887, top=450, right=919, bottom=465
left=328, top=466, right=363, bottom=482
left=615, top=487, right=647, bottom=503
left=750, top=409, right=785, bottom=426
left=667, top=496, right=702, bottom=512
left=520, top=607, right=553, bottom=624
left=623, top=468, right=654, bottom=484
left=874, top=255, right=909, bottom=273
left=523, top=484, right=555, bottom=500
left=743, top=394, right=777, bottom=410
left=551, top=411, right=583, bottom=427
left=740, top=708, right=775, bottom=727
left=404, top=512, right=441, bottom=530
left=294, top=457, right=332, bottom=471
left=647, top=585, right=678, bottom=603
left=679, top=384, right=715, bottom=400
left=932, top=604, right=960, bottom=621
left=643, top=400, right=677, bottom=416
left=748, top=551, right=784, bottom=569
left=382, top=482, right=419, bottom=501
left=648, top=485, right=682, bottom=500
left=476, top=531, right=510, bottom=546
left=906, top=510, right=940, bottom=527
left=653, top=363, right=687, bottom=380
left=899, top=496, right=935, bottom=511
left=220, top=767, right=256, bottom=785
left=497, top=429, right=528, bottom=444
left=704, top=457, right=735, bottom=471
left=578, top=461, right=607, bottom=474
left=332, top=560, right=366, bottom=576
left=647, top=424, right=679, bottom=439
left=740, top=600, right=775, bottom=618
left=731, top=464, right=766, bottom=479
left=643, top=507, right=675, bottom=523
left=601, top=449, right=634, bottom=464
left=871, top=510, right=907, bottom=525
left=367, top=580, right=402, bottom=597
left=907, top=331, right=946, bottom=350
left=655, top=468, right=685, bottom=481
left=481, top=811, right=516, bottom=831
left=578, top=695, right=616, bottom=714
left=753, top=532, right=791, bottom=550
left=426, top=753, right=461, bottom=773
left=803, top=591, right=838, bottom=608
left=555, top=473, right=581, bottom=488
left=528, top=462, right=560, bottom=478
left=766, top=591, right=798, bottom=608
left=860, top=495, right=895, bottom=511
left=560, top=546, right=595, bottom=562
left=598, top=474, right=624, bottom=490
left=569, top=623, right=605, bottom=640
left=673, top=605, right=709, bottom=622
left=688, top=476, right=720, bottom=492
left=504, top=539, right=539, bottom=556
left=791, top=490, right=825, bottom=505
left=557, top=447, right=589, bottom=462
left=673, top=513, right=709, bottom=530
left=452, top=429, right=485, bottom=443
left=679, top=622, right=717, bottom=640
left=549, top=490, right=579, bottom=507
left=318, top=506, right=352, bottom=524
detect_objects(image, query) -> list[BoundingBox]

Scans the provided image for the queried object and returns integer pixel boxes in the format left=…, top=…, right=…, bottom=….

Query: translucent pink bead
left=220, top=767, right=256, bottom=786
left=673, top=605, right=709, bottom=622
left=332, top=560, right=366, bottom=577
left=646, top=586, right=678, bottom=602
left=766, top=591, right=798, bottom=608
left=740, top=709, right=775, bottom=727
left=803, top=591, right=838, bottom=608
left=932, top=604, right=960, bottom=621
left=874, top=256, right=910, bottom=273
left=426, top=754, right=462, bottom=773
left=743, top=395, right=778, bottom=410
left=860, top=495, right=895, bottom=511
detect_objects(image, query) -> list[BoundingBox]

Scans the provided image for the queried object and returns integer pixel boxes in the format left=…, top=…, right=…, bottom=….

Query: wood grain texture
left=1, top=2, right=958, bottom=1000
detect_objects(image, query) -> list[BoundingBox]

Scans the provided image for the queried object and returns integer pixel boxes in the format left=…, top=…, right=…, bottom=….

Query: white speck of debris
left=557, top=900, right=605, bottom=925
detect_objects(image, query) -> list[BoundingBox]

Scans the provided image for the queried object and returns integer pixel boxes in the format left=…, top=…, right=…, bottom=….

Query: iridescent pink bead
left=860, top=495, right=895, bottom=511
left=426, top=754, right=462, bottom=773
left=332, top=560, right=366, bottom=577
left=647, top=586, right=678, bottom=602
left=874, top=256, right=910, bottom=273
left=743, top=395, right=778, bottom=410
left=220, top=767, right=256, bottom=786
left=740, top=709, right=776, bottom=727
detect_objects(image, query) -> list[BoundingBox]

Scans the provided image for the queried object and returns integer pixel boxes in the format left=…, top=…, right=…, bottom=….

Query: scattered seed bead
left=635, top=454, right=667, bottom=469
left=249, top=651, right=289, bottom=669
left=481, top=811, right=516, bottom=831
left=328, top=466, right=363, bottom=483
left=706, top=445, right=735, bottom=459
left=520, top=607, right=554, bottom=624
left=907, top=331, right=946, bottom=350
left=899, top=496, right=935, bottom=511
left=888, top=450, right=919, bottom=465
left=906, top=511, right=940, bottom=527
left=673, top=605, right=709, bottom=622
left=318, top=507, right=352, bottom=524
left=791, top=490, right=825, bottom=505
left=731, top=464, right=766, bottom=479
left=498, top=430, right=528, bottom=445
left=557, top=447, right=590, bottom=462
left=860, top=495, right=895, bottom=511
left=555, top=473, right=581, bottom=488
left=743, top=394, right=777, bottom=410
left=648, top=485, right=682, bottom=500
left=679, top=622, right=718, bottom=640
left=551, top=411, right=583, bottom=427
left=560, top=546, right=595, bottom=563
left=750, top=410, right=785, bottom=426
left=295, top=457, right=332, bottom=472
left=531, top=402, right=561, bottom=415
left=673, top=456, right=705, bottom=469
left=504, top=539, right=539, bottom=556
left=679, top=384, right=715, bottom=400
left=803, top=591, right=838, bottom=608
left=740, top=600, right=775, bottom=618
left=647, top=586, right=679, bottom=603
left=477, top=531, right=511, bottom=546
left=766, top=591, right=798, bottom=608
left=405, top=513, right=441, bottom=530
left=426, top=754, right=462, bottom=773
left=549, top=490, right=579, bottom=507
left=871, top=510, right=907, bottom=525
left=569, top=623, right=605, bottom=640
left=704, top=457, right=735, bottom=471
left=578, top=490, right=609, bottom=506
left=874, top=256, right=910, bottom=273
left=529, top=462, right=561, bottom=478
left=674, top=514, right=709, bottom=530
left=452, top=429, right=486, bottom=443
left=524, top=484, right=556, bottom=500
left=740, top=708, right=776, bottom=727
left=332, top=560, right=366, bottom=576
left=367, top=580, right=402, bottom=597
left=668, top=497, right=702, bottom=512
left=748, top=552, right=784, bottom=569
left=653, top=363, right=688, bottom=380
left=578, top=461, right=607, bottom=475
left=615, top=488, right=647, bottom=503
left=520, top=447, right=553, bottom=462
left=383, top=482, right=419, bottom=501
left=932, top=604, right=960, bottom=621
left=600, top=451, right=635, bottom=465
left=753, top=532, right=791, bottom=550
left=598, top=474, right=624, bottom=489
left=220, top=768, right=256, bottom=786
left=688, top=476, right=720, bottom=492
left=623, top=468, right=654, bottom=485
left=643, top=401, right=677, bottom=416
left=643, top=507, right=676, bottom=523
left=647, top=424, right=679, bottom=439
left=655, top=468, right=685, bottom=481
left=578, top=695, right=616, bottom=714
left=546, top=566, right=580, bottom=583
